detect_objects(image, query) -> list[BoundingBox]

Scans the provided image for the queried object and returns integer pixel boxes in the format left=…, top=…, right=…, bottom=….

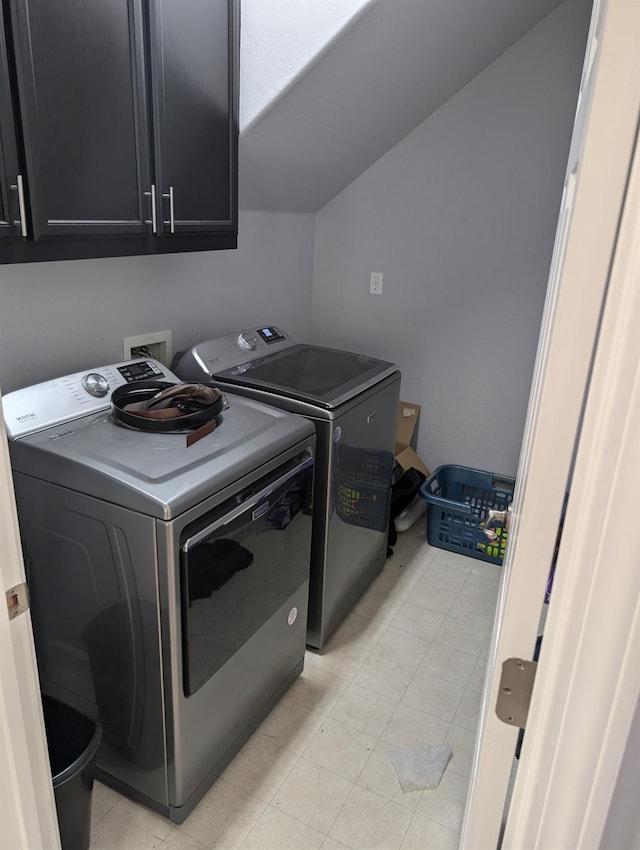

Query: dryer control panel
left=3, top=359, right=177, bottom=439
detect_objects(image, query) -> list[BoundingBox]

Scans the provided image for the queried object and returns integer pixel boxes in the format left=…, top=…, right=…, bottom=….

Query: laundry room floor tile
left=90, top=527, right=502, bottom=850
left=159, top=828, right=212, bottom=849
left=433, top=615, right=490, bottom=654
left=255, top=694, right=326, bottom=755
left=417, top=641, right=478, bottom=688
left=178, top=779, right=266, bottom=849
left=399, top=813, right=460, bottom=850
left=468, top=656, right=488, bottom=693
left=421, top=561, right=469, bottom=593
left=352, top=650, right=416, bottom=701
left=239, top=806, right=326, bottom=850
left=381, top=702, right=450, bottom=750
left=405, top=580, right=458, bottom=616
left=445, top=723, right=478, bottom=780
left=91, top=781, right=121, bottom=828
left=286, top=664, right=350, bottom=715
left=349, top=586, right=405, bottom=624
left=463, top=569, right=502, bottom=602
left=391, top=599, right=445, bottom=642
left=329, top=784, right=413, bottom=850
left=220, top=734, right=299, bottom=803
left=328, top=608, right=390, bottom=651
left=448, top=592, right=499, bottom=629
left=302, top=717, right=377, bottom=781
left=320, top=839, right=352, bottom=850
left=370, top=624, right=431, bottom=670
left=271, top=758, right=354, bottom=834
left=304, top=641, right=369, bottom=681
left=367, top=564, right=420, bottom=602
left=329, top=680, right=399, bottom=738
left=88, top=794, right=174, bottom=850
left=401, top=670, right=466, bottom=723
left=416, top=769, right=470, bottom=833
left=452, top=687, right=484, bottom=732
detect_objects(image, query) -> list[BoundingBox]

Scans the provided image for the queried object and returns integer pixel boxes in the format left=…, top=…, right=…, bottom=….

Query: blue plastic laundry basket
left=419, top=465, right=514, bottom=564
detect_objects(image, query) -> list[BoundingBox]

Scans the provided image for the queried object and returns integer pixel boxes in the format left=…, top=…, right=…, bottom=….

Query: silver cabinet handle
left=143, top=184, right=157, bottom=234
left=16, top=175, right=27, bottom=237
left=162, top=186, right=175, bottom=234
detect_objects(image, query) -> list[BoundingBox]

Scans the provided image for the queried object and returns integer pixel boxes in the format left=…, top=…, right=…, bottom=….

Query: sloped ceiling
left=239, top=0, right=566, bottom=212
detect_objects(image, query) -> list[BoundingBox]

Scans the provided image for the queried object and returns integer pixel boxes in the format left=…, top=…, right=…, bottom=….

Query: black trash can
left=42, top=696, right=102, bottom=850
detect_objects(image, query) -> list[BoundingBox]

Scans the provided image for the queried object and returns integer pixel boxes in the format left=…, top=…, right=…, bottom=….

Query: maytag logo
left=16, top=412, right=37, bottom=422
left=48, top=429, right=74, bottom=441
left=47, top=428, right=73, bottom=440
left=252, top=502, right=270, bottom=521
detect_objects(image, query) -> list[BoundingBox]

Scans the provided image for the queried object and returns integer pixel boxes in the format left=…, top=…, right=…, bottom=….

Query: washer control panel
left=3, top=359, right=177, bottom=439
left=172, top=326, right=296, bottom=379
left=117, top=360, right=164, bottom=383
left=255, top=326, right=285, bottom=344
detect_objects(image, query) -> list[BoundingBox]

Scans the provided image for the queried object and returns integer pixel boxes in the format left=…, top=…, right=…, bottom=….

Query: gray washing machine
left=3, top=358, right=315, bottom=823
left=172, top=327, right=401, bottom=648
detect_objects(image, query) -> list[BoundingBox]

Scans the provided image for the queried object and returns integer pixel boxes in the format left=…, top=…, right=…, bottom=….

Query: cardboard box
left=395, top=401, right=431, bottom=479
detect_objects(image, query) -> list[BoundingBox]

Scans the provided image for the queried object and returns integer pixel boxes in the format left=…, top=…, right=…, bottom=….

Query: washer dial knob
left=238, top=332, right=257, bottom=351
left=82, top=372, right=110, bottom=397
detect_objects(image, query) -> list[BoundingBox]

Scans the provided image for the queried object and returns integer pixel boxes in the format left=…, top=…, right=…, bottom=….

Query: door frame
left=0, top=394, right=61, bottom=850
left=505, top=89, right=640, bottom=850
left=461, top=0, right=640, bottom=845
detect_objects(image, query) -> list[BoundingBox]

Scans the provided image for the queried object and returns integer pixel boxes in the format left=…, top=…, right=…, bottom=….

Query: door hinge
left=495, top=657, right=537, bottom=728
left=6, top=582, right=30, bottom=621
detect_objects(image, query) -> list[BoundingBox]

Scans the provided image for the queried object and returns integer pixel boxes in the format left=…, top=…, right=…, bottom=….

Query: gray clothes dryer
left=172, top=327, right=401, bottom=648
left=3, top=359, right=315, bottom=823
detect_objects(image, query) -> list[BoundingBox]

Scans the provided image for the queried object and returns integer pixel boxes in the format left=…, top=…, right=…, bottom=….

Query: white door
left=0, top=392, right=61, bottom=849
left=461, top=0, right=640, bottom=847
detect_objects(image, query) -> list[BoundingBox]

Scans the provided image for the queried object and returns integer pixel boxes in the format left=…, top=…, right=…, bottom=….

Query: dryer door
left=179, top=450, right=313, bottom=696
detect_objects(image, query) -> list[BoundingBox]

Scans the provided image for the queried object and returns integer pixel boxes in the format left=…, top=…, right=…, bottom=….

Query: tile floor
left=89, top=521, right=501, bottom=850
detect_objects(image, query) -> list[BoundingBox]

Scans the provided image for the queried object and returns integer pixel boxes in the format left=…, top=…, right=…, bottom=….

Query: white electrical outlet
left=370, top=272, right=383, bottom=295
left=123, top=330, right=173, bottom=365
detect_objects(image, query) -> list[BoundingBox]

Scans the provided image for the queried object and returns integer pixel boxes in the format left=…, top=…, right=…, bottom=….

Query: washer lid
left=214, top=344, right=398, bottom=408
left=8, top=394, right=314, bottom=520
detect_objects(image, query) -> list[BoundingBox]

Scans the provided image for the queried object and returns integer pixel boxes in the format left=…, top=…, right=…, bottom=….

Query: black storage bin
left=388, top=466, right=426, bottom=550
left=334, top=445, right=395, bottom=532
left=42, top=696, right=102, bottom=850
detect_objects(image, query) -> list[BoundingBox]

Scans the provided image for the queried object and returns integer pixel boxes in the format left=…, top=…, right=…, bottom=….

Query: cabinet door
left=8, top=0, right=153, bottom=240
left=0, top=11, right=25, bottom=240
left=148, top=0, right=238, bottom=236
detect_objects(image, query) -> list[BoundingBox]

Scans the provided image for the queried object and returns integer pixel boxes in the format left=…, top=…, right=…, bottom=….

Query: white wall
left=311, top=0, right=592, bottom=477
left=0, top=210, right=315, bottom=393
left=240, top=0, right=369, bottom=130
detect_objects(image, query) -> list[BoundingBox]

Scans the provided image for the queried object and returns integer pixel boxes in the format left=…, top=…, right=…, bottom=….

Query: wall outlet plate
left=370, top=272, right=383, bottom=295
left=123, top=330, right=172, bottom=365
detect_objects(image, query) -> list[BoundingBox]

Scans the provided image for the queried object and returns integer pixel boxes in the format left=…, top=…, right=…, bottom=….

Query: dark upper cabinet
left=148, top=0, right=236, bottom=236
left=9, top=0, right=153, bottom=241
left=0, top=0, right=238, bottom=262
left=0, top=9, right=24, bottom=240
